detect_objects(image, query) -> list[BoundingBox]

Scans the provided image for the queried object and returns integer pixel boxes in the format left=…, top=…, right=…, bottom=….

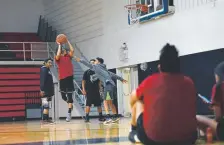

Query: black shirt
left=83, top=69, right=99, bottom=92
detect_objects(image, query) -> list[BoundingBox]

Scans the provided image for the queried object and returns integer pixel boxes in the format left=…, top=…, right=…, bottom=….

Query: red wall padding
left=0, top=93, right=25, bottom=99
left=0, top=111, right=25, bottom=117
left=0, top=67, right=40, bottom=73
left=0, top=80, right=40, bottom=86
left=0, top=99, right=25, bottom=105
left=0, top=74, right=39, bottom=80
left=0, top=65, right=41, bottom=119
left=0, top=105, right=25, bottom=111
left=0, top=86, right=39, bottom=92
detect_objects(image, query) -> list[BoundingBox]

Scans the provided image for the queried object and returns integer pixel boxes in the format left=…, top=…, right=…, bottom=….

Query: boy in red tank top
left=55, top=39, right=74, bottom=122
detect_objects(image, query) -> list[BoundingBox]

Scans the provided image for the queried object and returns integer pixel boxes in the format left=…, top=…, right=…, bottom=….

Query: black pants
left=136, top=114, right=198, bottom=145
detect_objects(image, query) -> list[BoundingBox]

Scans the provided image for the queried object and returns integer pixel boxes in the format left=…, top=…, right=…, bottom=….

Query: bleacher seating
left=0, top=65, right=41, bottom=122
left=0, top=44, right=16, bottom=60
left=0, top=33, right=42, bottom=42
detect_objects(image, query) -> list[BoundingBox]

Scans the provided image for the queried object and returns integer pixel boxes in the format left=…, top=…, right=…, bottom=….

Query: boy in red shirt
left=55, top=39, right=74, bottom=122
left=129, top=44, right=197, bottom=144
left=197, top=62, right=224, bottom=141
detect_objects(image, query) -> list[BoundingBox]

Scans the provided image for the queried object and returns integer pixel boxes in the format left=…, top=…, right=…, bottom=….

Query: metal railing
left=0, top=42, right=49, bottom=61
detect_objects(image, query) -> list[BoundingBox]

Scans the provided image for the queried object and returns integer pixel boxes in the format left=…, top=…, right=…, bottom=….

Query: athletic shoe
left=47, top=120, right=55, bottom=124
left=103, top=118, right=112, bottom=125
left=111, top=117, right=120, bottom=123
left=84, top=116, right=90, bottom=123
left=41, top=120, right=55, bottom=125
left=66, top=113, right=71, bottom=122
left=85, top=120, right=90, bottom=123
left=128, top=130, right=140, bottom=143
left=99, top=117, right=106, bottom=122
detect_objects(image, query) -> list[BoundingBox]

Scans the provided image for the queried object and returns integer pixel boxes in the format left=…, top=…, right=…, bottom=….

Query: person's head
left=90, top=59, right=95, bottom=64
left=44, top=58, right=53, bottom=68
left=61, top=48, right=68, bottom=56
left=159, top=43, right=180, bottom=73
left=95, top=57, right=104, bottom=64
left=214, top=62, right=224, bottom=84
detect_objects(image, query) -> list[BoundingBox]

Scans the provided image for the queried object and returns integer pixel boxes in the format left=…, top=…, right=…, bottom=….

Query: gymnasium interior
left=0, top=0, right=223, bottom=144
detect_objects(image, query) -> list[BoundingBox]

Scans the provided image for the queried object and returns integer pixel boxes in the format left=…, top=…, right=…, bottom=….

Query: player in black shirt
left=82, top=59, right=105, bottom=122
left=40, top=58, right=54, bottom=124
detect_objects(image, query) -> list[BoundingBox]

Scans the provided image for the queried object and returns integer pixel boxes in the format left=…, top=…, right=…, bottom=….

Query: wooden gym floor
left=0, top=118, right=223, bottom=145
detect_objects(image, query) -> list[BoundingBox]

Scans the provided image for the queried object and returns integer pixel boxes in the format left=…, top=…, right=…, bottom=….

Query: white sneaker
left=66, top=113, right=71, bottom=122
left=128, top=130, right=141, bottom=143
left=111, top=117, right=120, bottom=123
left=41, top=120, right=55, bottom=125
left=103, top=118, right=112, bottom=125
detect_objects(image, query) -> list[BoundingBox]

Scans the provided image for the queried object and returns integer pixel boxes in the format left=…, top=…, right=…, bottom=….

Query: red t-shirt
left=136, top=73, right=197, bottom=142
left=55, top=55, right=73, bottom=80
left=211, top=83, right=224, bottom=116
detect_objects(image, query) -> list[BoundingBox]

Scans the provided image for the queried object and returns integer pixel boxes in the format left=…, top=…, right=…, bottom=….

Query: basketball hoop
left=124, top=4, right=148, bottom=25
left=124, top=4, right=148, bottom=13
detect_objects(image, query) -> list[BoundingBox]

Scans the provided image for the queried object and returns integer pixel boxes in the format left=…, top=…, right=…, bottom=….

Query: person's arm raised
left=55, top=42, right=61, bottom=61
left=67, top=40, right=74, bottom=57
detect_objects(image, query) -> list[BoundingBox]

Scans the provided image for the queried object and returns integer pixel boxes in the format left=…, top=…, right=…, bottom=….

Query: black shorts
left=217, top=118, right=224, bottom=141
left=136, top=113, right=197, bottom=145
left=86, top=91, right=101, bottom=107
left=59, top=76, right=74, bottom=92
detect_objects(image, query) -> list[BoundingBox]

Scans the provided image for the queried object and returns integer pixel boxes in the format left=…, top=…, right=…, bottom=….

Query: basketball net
left=124, top=4, right=148, bottom=25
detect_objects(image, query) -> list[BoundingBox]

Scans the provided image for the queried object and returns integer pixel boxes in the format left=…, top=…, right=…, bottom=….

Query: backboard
left=125, top=0, right=175, bottom=25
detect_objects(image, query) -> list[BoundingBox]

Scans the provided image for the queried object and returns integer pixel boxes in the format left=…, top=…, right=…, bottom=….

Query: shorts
left=42, top=94, right=53, bottom=101
left=217, top=118, right=224, bottom=141
left=86, top=91, right=102, bottom=107
left=41, top=97, right=52, bottom=109
left=136, top=113, right=197, bottom=145
left=59, top=76, right=74, bottom=93
left=103, top=83, right=115, bottom=100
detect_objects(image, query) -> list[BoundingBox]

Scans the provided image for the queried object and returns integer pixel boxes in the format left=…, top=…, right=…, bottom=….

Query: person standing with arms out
left=75, top=57, right=127, bottom=125
left=82, top=59, right=105, bottom=123
left=55, top=39, right=75, bottom=122
left=40, top=58, right=54, bottom=124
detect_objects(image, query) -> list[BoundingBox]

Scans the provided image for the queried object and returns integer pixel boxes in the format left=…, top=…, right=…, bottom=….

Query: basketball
left=56, top=34, right=67, bottom=44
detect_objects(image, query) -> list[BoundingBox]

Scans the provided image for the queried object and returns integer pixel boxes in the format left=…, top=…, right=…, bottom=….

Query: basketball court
left=0, top=0, right=223, bottom=145
left=0, top=119, right=222, bottom=145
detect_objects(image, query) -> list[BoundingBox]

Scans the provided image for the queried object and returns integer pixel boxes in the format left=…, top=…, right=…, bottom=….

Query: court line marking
left=2, top=137, right=129, bottom=145
left=0, top=127, right=129, bottom=133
